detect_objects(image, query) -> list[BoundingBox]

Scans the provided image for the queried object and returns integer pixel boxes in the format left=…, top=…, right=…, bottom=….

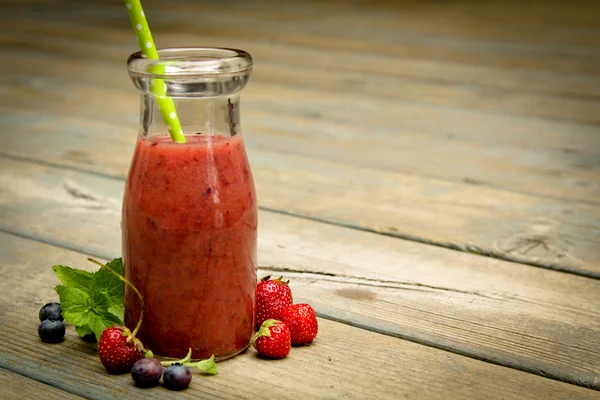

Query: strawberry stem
left=87, top=257, right=145, bottom=338
left=160, top=348, right=192, bottom=366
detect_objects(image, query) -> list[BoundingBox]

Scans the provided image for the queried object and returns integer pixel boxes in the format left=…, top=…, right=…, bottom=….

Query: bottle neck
left=140, top=94, right=242, bottom=139
left=127, top=47, right=252, bottom=142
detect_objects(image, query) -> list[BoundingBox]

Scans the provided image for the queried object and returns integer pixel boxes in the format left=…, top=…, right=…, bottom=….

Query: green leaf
left=55, top=285, right=93, bottom=327
left=91, top=289, right=111, bottom=313
left=195, top=355, right=218, bottom=375
left=87, top=310, right=122, bottom=341
left=105, top=258, right=123, bottom=275
left=87, top=314, right=111, bottom=341
left=185, top=355, right=218, bottom=375
left=161, top=348, right=192, bottom=366
left=52, top=258, right=126, bottom=342
left=253, top=319, right=278, bottom=344
left=52, top=265, right=94, bottom=290
left=91, top=258, right=124, bottom=320
left=75, top=325, right=93, bottom=338
left=89, top=285, right=124, bottom=340
left=108, top=304, right=124, bottom=322
left=92, top=259, right=123, bottom=297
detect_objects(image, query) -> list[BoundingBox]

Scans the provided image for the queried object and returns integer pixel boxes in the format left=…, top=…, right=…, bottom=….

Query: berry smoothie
left=122, top=133, right=257, bottom=360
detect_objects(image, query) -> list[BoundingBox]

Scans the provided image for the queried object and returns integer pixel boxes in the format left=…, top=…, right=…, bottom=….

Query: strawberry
left=98, top=326, right=146, bottom=374
left=88, top=258, right=147, bottom=374
left=255, top=275, right=293, bottom=329
left=252, top=319, right=291, bottom=359
left=280, top=303, right=318, bottom=346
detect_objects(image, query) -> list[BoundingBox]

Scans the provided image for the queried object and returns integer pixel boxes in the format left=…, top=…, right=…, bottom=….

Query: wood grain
left=2, top=51, right=599, bottom=204
left=0, top=0, right=598, bottom=275
left=2, top=232, right=599, bottom=399
left=4, top=18, right=600, bottom=102
left=2, top=20, right=600, bottom=150
left=1, top=104, right=599, bottom=277
left=5, top=0, right=600, bottom=75
left=2, top=0, right=600, bottom=395
left=0, top=368, right=84, bottom=400
left=1, top=157, right=599, bottom=389
left=1, top=0, right=599, bottom=197
left=2, top=24, right=600, bottom=125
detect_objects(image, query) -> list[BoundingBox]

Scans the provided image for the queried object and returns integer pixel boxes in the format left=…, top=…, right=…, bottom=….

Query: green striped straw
left=124, top=0, right=186, bottom=143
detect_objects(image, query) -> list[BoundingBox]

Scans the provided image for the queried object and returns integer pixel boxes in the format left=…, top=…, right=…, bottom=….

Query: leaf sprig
left=53, top=258, right=125, bottom=341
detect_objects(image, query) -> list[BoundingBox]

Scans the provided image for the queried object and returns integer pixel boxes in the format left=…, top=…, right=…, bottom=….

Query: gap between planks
left=1, top=151, right=599, bottom=281
left=0, top=366, right=85, bottom=400
left=3, top=31, right=600, bottom=127
left=1, top=228, right=600, bottom=395
left=1, top=155, right=600, bottom=389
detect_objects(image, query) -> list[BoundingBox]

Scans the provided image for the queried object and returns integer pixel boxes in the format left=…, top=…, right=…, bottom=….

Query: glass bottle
left=123, top=48, right=257, bottom=361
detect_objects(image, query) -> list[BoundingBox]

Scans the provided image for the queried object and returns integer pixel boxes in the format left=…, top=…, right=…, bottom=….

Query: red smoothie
left=122, top=133, right=257, bottom=360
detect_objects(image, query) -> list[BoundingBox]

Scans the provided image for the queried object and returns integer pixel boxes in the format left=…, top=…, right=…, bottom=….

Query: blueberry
left=38, top=319, right=65, bottom=343
left=163, top=364, right=192, bottom=391
left=131, top=358, right=163, bottom=388
left=39, top=302, right=63, bottom=322
left=80, top=333, right=97, bottom=343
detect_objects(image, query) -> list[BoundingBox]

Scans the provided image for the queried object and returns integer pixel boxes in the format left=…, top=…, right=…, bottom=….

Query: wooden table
left=1, top=0, right=599, bottom=398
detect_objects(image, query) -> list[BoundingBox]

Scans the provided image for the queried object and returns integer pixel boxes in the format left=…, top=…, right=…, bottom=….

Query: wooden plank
left=1, top=101, right=599, bottom=277
left=0, top=369, right=84, bottom=400
left=1, top=10, right=599, bottom=202
left=1, top=0, right=600, bottom=389
left=2, top=52, right=599, bottom=204
left=2, top=22, right=600, bottom=125
left=4, top=0, right=600, bottom=78
left=1, top=233, right=599, bottom=399
left=1, top=22, right=599, bottom=202
left=4, top=17, right=600, bottom=101
left=7, top=0, right=600, bottom=40
left=1, top=157, right=599, bottom=389
left=3, top=47, right=600, bottom=157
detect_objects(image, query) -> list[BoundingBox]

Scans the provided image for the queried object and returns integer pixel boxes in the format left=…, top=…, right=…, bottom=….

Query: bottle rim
left=127, top=47, right=253, bottom=79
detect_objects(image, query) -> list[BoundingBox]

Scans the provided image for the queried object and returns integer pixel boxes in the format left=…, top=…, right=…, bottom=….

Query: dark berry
left=163, top=364, right=192, bottom=391
left=38, top=319, right=65, bottom=343
left=39, top=302, right=63, bottom=322
left=131, top=358, right=163, bottom=388
left=80, top=333, right=97, bottom=343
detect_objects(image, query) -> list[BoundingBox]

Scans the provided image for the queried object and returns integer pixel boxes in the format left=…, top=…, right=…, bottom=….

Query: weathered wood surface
left=1, top=0, right=599, bottom=276
left=0, top=368, right=84, bottom=400
left=2, top=232, right=599, bottom=400
left=1, top=156, right=599, bottom=389
left=2, top=49, right=600, bottom=205
left=2, top=0, right=600, bottom=397
left=4, top=25, right=600, bottom=127
left=2, top=100, right=600, bottom=278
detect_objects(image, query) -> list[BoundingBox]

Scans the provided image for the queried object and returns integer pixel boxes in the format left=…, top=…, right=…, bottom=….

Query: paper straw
left=124, top=0, right=186, bottom=143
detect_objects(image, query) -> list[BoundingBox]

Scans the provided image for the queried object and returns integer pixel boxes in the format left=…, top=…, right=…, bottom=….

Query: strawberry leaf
left=184, top=355, right=218, bottom=376
left=194, top=355, right=218, bottom=375
left=252, top=319, right=279, bottom=346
